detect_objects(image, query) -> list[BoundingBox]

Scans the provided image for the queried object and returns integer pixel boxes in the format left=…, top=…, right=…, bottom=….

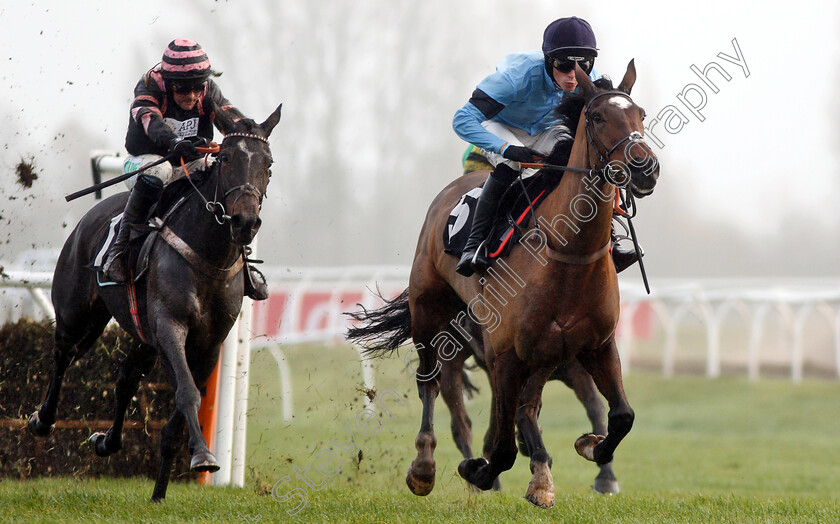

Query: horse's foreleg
left=575, top=337, right=634, bottom=467
left=156, top=324, right=218, bottom=473
left=150, top=409, right=186, bottom=503
left=517, top=367, right=555, bottom=508
left=90, top=343, right=157, bottom=457
left=30, top=314, right=110, bottom=436
left=458, top=349, right=525, bottom=491
left=560, top=360, right=620, bottom=494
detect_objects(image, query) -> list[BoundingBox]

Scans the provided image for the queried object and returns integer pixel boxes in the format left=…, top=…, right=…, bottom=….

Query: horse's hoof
left=190, top=451, right=220, bottom=473
left=406, top=469, right=435, bottom=496
left=28, top=411, right=54, bottom=437
left=406, top=458, right=436, bottom=496
left=524, top=489, right=555, bottom=509
left=574, top=433, right=605, bottom=462
left=593, top=478, right=620, bottom=494
left=524, top=462, right=555, bottom=508
left=89, top=432, right=109, bottom=457
left=458, top=457, right=495, bottom=491
left=89, top=432, right=121, bottom=457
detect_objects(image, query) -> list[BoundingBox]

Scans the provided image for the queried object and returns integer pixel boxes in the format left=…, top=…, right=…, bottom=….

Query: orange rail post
left=197, top=355, right=221, bottom=485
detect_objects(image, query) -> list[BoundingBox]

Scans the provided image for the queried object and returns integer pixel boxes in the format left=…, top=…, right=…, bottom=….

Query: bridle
left=191, top=131, right=271, bottom=225
left=583, top=91, right=647, bottom=172
left=536, top=90, right=647, bottom=185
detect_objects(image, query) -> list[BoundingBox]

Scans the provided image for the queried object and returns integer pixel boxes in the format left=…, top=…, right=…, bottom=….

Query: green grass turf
left=2, top=343, right=838, bottom=523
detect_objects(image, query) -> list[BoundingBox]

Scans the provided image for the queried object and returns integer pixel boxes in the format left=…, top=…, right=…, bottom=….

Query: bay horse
left=348, top=62, right=658, bottom=508
left=28, top=104, right=282, bottom=502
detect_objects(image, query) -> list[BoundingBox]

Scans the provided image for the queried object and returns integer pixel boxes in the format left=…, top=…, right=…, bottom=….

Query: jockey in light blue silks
left=452, top=16, right=639, bottom=276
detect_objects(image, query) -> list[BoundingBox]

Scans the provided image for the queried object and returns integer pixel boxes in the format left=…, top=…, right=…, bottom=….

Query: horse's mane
left=546, top=77, right=615, bottom=166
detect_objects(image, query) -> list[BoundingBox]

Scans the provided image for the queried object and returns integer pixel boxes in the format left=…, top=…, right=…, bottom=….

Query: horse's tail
left=346, top=287, right=412, bottom=357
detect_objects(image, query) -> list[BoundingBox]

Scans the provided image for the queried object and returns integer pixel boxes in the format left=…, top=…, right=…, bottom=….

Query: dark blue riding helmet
left=542, top=17, right=598, bottom=82
left=542, top=16, right=598, bottom=57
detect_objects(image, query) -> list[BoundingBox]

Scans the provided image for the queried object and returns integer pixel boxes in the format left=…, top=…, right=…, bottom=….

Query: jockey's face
left=172, top=88, right=202, bottom=111
left=553, top=67, right=578, bottom=92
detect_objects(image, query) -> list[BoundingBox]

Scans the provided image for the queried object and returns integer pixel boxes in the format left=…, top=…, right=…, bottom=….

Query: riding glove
left=170, top=138, right=198, bottom=161
left=502, top=145, right=540, bottom=163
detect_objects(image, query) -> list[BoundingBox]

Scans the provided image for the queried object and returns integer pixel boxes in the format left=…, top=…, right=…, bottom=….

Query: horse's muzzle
left=629, top=156, right=659, bottom=198
left=230, top=213, right=261, bottom=244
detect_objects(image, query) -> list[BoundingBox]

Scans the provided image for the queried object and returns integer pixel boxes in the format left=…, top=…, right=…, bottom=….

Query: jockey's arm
left=453, top=94, right=507, bottom=154
left=452, top=65, right=522, bottom=156
left=130, top=77, right=179, bottom=149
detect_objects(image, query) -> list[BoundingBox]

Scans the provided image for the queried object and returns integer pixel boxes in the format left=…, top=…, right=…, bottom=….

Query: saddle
left=443, top=171, right=562, bottom=262
left=90, top=173, right=210, bottom=284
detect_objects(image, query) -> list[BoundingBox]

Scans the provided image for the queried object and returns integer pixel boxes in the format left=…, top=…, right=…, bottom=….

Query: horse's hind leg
left=558, top=360, right=620, bottom=494
left=404, top=281, right=467, bottom=496
left=574, top=337, right=635, bottom=467
left=29, top=304, right=111, bottom=436
left=405, top=305, right=443, bottom=496
left=90, top=342, right=157, bottom=456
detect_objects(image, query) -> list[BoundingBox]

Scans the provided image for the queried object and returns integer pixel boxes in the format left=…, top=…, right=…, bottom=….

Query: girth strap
left=159, top=225, right=244, bottom=280
left=545, top=240, right=612, bottom=265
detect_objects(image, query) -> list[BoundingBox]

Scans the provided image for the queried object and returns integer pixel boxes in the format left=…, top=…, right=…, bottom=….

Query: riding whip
left=65, top=153, right=176, bottom=202
left=65, top=144, right=219, bottom=202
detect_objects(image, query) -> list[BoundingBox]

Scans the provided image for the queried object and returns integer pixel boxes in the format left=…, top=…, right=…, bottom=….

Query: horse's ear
left=617, top=59, right=637, bottom=94
left=260, top=104, right=283, bottom=138
left=575, top=64, right=596, bottom=99
left=214, top=107, right=238, bottom=135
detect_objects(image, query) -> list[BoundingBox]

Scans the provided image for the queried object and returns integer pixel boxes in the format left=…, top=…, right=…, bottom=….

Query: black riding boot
left=102, top=174, right=164, bottom=283
left=610, top=217, right=643, bottom=273
left=242, top=247, right=269, bottom=301
left=456, top=164, right=518, bottom=277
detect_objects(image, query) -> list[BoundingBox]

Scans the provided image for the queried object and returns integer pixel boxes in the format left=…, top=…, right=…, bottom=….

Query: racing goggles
left=171, top=81, right=206, bottom=94
left=550, top=54, right=595, bottom=75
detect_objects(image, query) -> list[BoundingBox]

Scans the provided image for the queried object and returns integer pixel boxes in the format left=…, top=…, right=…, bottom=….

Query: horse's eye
left=219, top=153, right=231, bottom=163
left=591, top=113, right=605, bottom=124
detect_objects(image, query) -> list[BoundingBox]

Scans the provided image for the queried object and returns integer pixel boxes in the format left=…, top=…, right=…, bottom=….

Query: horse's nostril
left=230, top=214, right=259, bottom=235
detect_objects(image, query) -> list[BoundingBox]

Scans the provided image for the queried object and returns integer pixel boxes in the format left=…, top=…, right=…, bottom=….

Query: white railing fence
left=5, top=270, right=840, bottom=391
left=4, top=267, right=840, bottom=490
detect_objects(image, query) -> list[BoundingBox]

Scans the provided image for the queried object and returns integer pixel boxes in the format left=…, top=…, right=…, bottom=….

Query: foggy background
left=1, top=0, right=838, bottom=278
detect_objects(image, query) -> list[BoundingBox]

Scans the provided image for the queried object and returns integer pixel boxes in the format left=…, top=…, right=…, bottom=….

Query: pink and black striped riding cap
left=161, top=39, right=212, bottom=84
